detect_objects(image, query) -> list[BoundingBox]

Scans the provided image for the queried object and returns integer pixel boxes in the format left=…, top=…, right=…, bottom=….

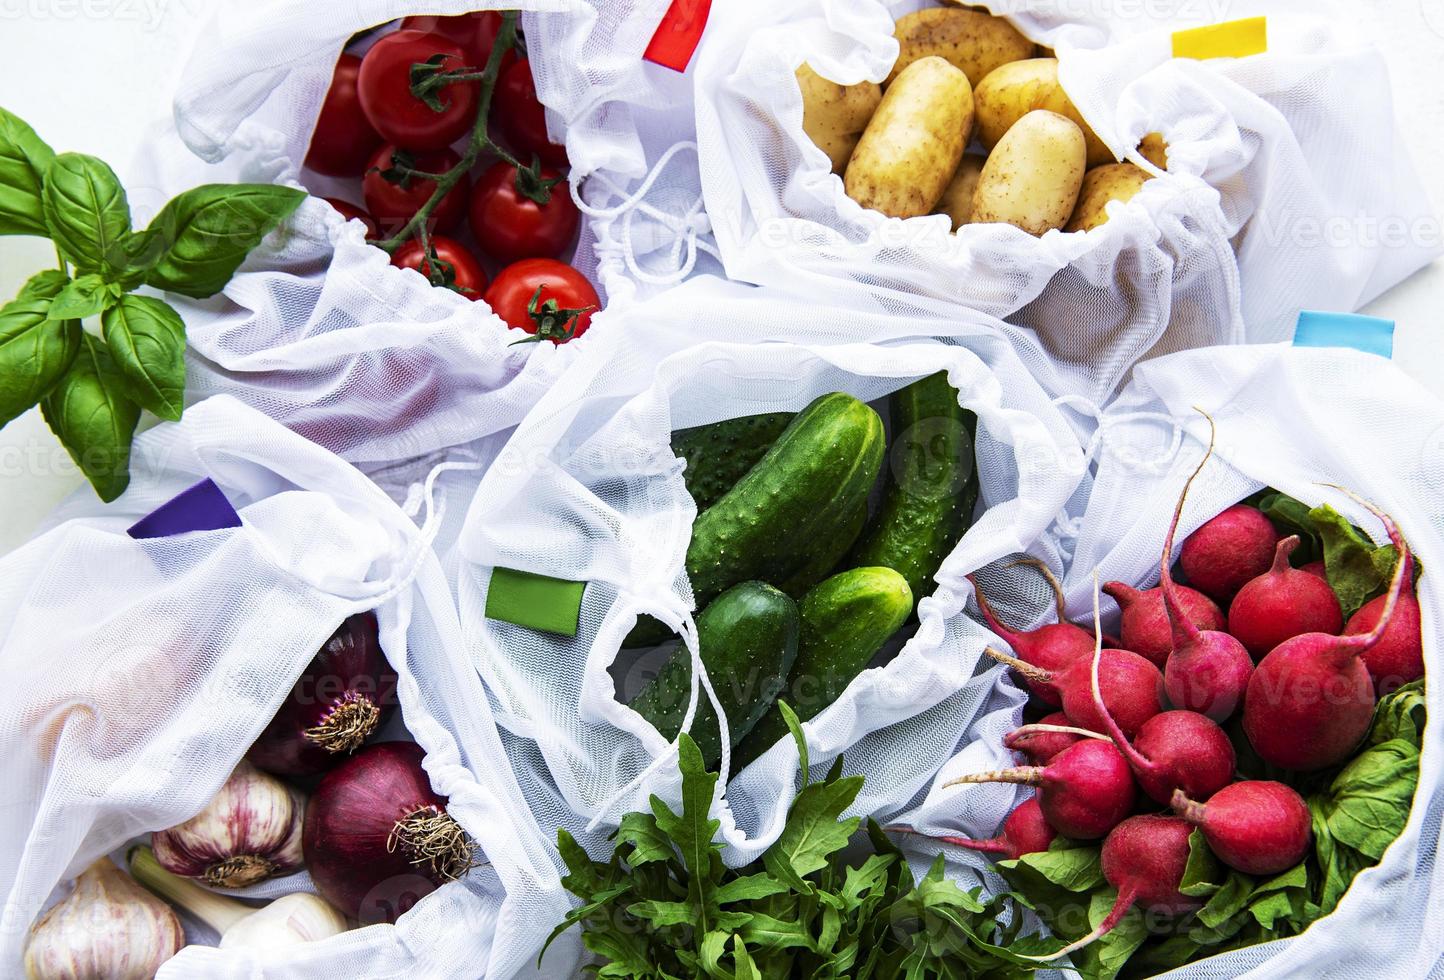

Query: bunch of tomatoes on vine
left=305, top=10, right=596, bottom=343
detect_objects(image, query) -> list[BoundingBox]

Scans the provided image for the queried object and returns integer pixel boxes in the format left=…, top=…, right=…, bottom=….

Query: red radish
left=971, top=576, right=1093, bottom=707
left=1156, top=422, right=1254, bottom=721
left=1228, top=536, right=1343, bottom=658
left=1003, top=713, right=1105, bottom=764
left=984, top=645, right=1164, bottom=739
left=1179, top=504, right=1278, bottom=602
left=944, top=739, right=1136, bottom=840
left=303, top=742, right=479, bottom=923
left=889, top=797, right=1056, bottom=860
left=1173, top=781, right=1311, bottom=876
left=248, top=612, right=397, bottom=777
left=1345, top=546, right=1423, bottom=695
left=1103, top=580, right=1223, bottom=667
left=1242, top=494, right=1410, bottom=771
left=1030, top=815, right=1200, bottom=962
left=1301, top=560, right=1328, bottom=581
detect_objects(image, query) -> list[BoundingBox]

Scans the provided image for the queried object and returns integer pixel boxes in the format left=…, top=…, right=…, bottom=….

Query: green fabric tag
left=485, top=567, right=586, bottom=637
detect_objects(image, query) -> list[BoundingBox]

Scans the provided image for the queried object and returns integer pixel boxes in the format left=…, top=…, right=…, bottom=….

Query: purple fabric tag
left=127, top=478, right=242, bottom=540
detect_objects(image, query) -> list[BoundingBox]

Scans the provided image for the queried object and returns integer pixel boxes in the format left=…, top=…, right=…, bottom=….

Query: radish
left=1172, top=781, right=1311, bottom=876
left=1003, top=713, right=1105, bottom=764
left=945, top=738, right=1136, bottom=840
left=985, top=645, right=1164, bottom=739
left=890, top=797, right=1056, bottom=860
left=1228, top=536, right=1344, bottom=658
left=971, top=574, right=1093, bottom=707
left=1345, top=545, right=1423, bottom=695
left=1178, top=503, right=1278, bottom=602
left=1030, top=815, right=1200, bottom=962
left=1157, top=420, right=1254, bottom=720
left=1242, top=494, right=1411, bottom=771
left=1103, top=580, right=1224, bottom=667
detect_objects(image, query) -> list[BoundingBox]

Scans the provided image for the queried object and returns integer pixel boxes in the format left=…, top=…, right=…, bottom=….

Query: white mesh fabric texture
left=450, top=275, right=1089, bottom=867
left=902, top=344, right=1444, bottom=978
left=685, top=0, right=1438, bottom=403
left=0, top=397, right=576, bottom=980
left=127, top=0, right=622, bottom=466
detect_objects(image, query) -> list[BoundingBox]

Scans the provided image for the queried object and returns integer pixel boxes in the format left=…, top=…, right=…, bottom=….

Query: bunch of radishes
left=917, top=422, right=1424, bottom=960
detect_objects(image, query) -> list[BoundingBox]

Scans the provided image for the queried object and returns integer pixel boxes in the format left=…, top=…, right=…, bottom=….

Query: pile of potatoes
left=798, top=5, right=1169, bottom=236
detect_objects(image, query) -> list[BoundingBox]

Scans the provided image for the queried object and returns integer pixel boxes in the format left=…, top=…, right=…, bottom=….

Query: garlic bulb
left=128, top=846, right=348, bottom=950
left=23, top=858, right=184, bottom=980
left=152, top=761, right=304, bottom=888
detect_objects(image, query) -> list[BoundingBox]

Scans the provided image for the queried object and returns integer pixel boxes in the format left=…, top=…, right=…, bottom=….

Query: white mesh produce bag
left=450, top=274, right=1089, bottom=867
left=118, top=0, right=627, bottom=466
left=897, top=343, right=1444, bottom=978
left=683, top=0, right=1439, bottom=402
left=0, top=396, right=576, bottom=979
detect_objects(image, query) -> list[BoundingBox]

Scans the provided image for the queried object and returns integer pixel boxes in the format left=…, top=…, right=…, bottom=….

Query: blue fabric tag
left=127, top=478, right=242, bottom=539
left=1293, top=310, right=1395, bottom=358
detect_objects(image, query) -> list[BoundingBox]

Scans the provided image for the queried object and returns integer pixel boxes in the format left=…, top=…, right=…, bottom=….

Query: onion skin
left=247, top=612, right=398, bottom=777
left=303, top=741, right=478, bottom=924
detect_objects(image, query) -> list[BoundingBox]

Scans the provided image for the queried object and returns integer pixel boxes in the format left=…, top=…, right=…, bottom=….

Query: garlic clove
left=24, top=858, right=184, bottom=980
left=152, top=761, right=305, bottom=888
left=218, top=893, right=350, bottom=950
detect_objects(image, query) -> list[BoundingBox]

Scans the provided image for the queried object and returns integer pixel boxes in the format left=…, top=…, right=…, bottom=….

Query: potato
left=845, top=56, right=973, bottom=219
left=1137, top=132, right=1169, bottom=170
left=886, top=8, right=1035, bottom=86
left=1065, top=162, right=1151, bottom=232
left=796, top=64, right=883, bottom=174
left=973, top=58, right=1113, bottom=167
left=972, top=109, right=1085, bottom=235
left=935, top=153, right=987, bottom=230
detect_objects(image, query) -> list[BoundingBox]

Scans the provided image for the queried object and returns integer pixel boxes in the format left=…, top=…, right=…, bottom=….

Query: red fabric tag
left=643, top=0, right=711, bottom=72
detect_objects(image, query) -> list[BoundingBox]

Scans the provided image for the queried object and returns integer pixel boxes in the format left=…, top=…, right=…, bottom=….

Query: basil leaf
left=15, top=269, right=69, bottom=303
left=42, top=153, right=132, bottom=277
left=138, top=184, right=305, bottom=299
left=41, top=337, right=141, bottom=502
left=100, top=295, right=186, bottom=421
left=0, top=292, right=82, bottom=426
left=47, top=274, right=118, bottom=321
left=0, top=107, right=56, bottom=237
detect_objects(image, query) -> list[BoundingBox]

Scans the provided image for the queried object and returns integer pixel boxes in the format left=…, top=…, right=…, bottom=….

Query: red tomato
left=468, top=162, right=578, bottom=263
left=305, top=54, right=383, bottom=177
left=324, top=198, right=379, bottom=238
left=484, top=258, right=598, bottom=343
left=363, top=144, right=469, bottom=236
left=495, top=59, right=568, bottom=167
left=357, top=30, right=477, bottom=151
left=399, top=12, right=515, bottom=72
left=390, top=236, right=488, bottom=298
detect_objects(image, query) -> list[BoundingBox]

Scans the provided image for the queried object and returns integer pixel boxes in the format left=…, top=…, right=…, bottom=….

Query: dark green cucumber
left=735, top=567, right=913, bottom=767
left=672, top=413, right=795, bottom=511
left=777, top=494, right=868, bottom=599
left=851, top=372, right=979, bottom=609
left=627, top=581, right=800, bottom=768
left=688, top=392, right=885, bottom=607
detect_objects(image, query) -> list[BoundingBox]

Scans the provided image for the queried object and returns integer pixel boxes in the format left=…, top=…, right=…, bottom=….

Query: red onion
left=247, top=612, right=398, bottom=777
left=303, top=742, right=479, bottom=924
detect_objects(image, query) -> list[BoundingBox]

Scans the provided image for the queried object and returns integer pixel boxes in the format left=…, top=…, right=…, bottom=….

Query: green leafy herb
left=547, top=709, right=1059, bottom=977
left=0, top=106, right=303, bottom=500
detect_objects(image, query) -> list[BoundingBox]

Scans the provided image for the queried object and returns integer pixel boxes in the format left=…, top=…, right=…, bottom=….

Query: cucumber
left=851, top=372, right=979, bottom=609
left=627, top=581, right=800, bottom=768
left=735, top=567, right=913, bottom=767
left=688, top=392, right=886, bottom=607
left=777, top=494, right=868, bottom=599
left=672, top=413, right=795, bottom=511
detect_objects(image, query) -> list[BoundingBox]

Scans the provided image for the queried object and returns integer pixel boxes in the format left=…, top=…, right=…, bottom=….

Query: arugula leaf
left=780, top=699, right=809, bottom=788
left=616, top=810, right=675, bottom=866
left=0, top=107, right=56, bottom=237
left=0, top=290, right=82, bottom=427
left=713, top=873, right=789, bottom=905
left=762, top=774, right=863, bottom=891
left=136, top=184, right=305, bottom=298
left=650, top=734, right=722, bottom=928
left=42, top=153, right=132, bottom=278
left=1325, top=738, right=1418, bottom=860
left=41, top=336, right=141, bottom=502
left=47, top=274, right=119, bottom=321
left=732, top=938, right=762, bottom=980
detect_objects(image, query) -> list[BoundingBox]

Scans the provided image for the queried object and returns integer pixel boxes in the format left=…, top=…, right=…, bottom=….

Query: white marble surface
left=0, top=3, right=1441, bottom=553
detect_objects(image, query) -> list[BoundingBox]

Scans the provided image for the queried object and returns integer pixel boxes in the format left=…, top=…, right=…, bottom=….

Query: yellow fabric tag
left=1172, top=17, right=1267, bottom=60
